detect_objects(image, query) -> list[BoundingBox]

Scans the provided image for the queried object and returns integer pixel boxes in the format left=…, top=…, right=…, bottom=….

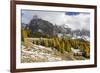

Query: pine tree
left=44, top=39, right=49, bottom=47
left=21, top=29, right=28, bottom=42
left=84, top=43, right=90, bottom=58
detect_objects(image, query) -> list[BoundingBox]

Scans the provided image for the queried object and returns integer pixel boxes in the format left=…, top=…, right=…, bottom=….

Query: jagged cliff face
left=28, top=17, right=54, bottom=36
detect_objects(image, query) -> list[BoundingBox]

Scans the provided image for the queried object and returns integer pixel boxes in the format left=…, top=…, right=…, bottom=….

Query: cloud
left=65, top=13, right=90, bottom=30
left=21, top=10, right=90, bottom=30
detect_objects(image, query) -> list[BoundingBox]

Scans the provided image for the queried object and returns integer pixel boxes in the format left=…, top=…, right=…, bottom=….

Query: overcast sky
left=21, top=10, right=90, bottom=30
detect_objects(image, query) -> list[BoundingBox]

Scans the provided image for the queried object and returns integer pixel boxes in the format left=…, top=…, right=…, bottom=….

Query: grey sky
left=21, top=10, right=90, bottom=30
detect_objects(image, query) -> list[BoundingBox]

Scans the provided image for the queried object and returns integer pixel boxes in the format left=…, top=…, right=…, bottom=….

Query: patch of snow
left=71, top=48, right=80, bottom=53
